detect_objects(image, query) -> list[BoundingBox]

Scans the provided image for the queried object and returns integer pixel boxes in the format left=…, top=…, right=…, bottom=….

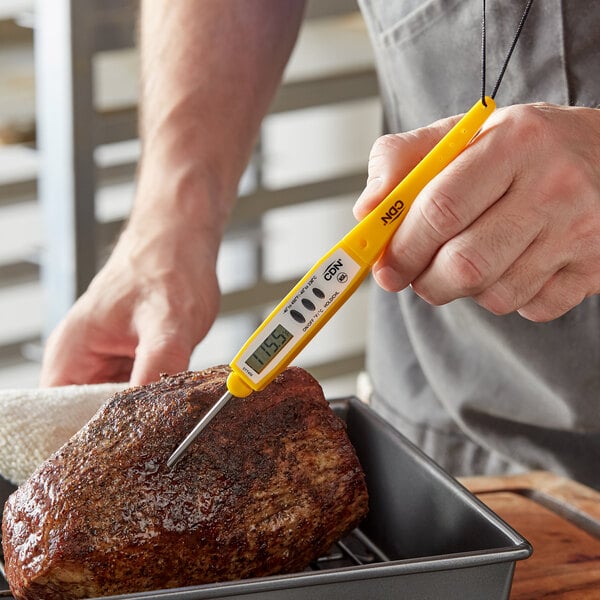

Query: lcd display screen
left=245, top=324, right=294, bottom=374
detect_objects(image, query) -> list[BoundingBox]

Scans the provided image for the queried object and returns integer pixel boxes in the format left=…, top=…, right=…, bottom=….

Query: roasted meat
left=2, top=366, right=368, bottom=600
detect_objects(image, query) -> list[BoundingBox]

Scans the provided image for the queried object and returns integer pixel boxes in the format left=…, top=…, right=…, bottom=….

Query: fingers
left=42, top=303, right=196, bottom=387
left=469, top=226, right=563, bottom=317
left=409, top=186, right=544, bottom=306
left=372, top=116, right=515, bottom=292
left=40, top=316, right=134, bottom=386
left=353, top=116, right=462, bottom=221
left=395, top=185, right=589, bottom=321
left=356, top=103, right=600, bottom=322
left=517, top=270, right=588, bottom=322
left=129, top=319, right=193, bottom=386
left=128, top=283, right=219, bottom=385
left=42, top=303, right=198, bottom=388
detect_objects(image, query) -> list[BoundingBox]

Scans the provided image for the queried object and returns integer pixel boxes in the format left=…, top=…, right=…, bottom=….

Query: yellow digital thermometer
left=167, top=97, right=495, bottom=467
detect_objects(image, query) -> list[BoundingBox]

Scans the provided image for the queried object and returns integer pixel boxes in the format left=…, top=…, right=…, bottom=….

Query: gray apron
left=357, top=0, right=600, bottom=487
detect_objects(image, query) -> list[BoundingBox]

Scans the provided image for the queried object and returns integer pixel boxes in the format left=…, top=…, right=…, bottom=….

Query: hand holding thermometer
left=167, top=97, right=496, bottom=467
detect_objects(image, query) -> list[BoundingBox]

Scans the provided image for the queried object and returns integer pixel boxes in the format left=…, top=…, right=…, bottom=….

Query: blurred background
left=0, top=0, right=382, bottom=397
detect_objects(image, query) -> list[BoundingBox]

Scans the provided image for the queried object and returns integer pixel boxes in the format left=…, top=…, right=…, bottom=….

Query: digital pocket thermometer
left=167, top=97, right=496, bottom=467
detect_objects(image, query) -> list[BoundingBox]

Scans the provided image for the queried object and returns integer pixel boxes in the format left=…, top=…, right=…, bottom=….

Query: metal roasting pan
left=0, top=396, right=532, bottom=600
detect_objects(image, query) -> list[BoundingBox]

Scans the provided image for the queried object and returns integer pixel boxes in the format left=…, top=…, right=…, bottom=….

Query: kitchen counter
left=461, top=471, right=600, bottom=599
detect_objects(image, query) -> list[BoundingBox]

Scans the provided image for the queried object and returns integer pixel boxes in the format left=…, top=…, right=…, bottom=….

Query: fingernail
left=353, top=177, right=382, bottom=218
left=373, top=265, right=404, bottom=292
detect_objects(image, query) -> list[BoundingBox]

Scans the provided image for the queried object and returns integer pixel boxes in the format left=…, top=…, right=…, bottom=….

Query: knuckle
left=504, top=103, right=549, bottom=144
left=370, top=133, right=405, bottom=158
left=504, top=105, right=597, bottom=210
left=501, top=105, right=551, bottom=166
left=475, top=286, right=518, bottom=316
left=367, top=134, right=403, bottom=174
left=536, top=157, right=592, bottom=213
left=368, top=132, right=419, bottom=170
left=138, top=332, right=190, bottom=364
left=419, top=189, right=464, bottom=241
left=520, top=285, right=585, bottom=323
left=146, top=331, right=182, bottom=352
left=442, top=242, right=490, bottom=294
left=384, top=233, right=427, bottom=284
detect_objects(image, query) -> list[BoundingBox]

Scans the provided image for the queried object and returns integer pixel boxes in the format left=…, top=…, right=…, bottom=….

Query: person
left=40, top=1, right=600, bottom=488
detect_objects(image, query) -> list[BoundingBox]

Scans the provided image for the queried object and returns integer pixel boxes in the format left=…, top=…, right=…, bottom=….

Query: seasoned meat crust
left=2, top=366, right=368, bottom=600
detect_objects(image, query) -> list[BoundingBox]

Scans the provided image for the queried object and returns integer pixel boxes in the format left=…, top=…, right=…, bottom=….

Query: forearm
left=41, top=1, right=306, bottom=386
left=135, top=0, right=306, bottom=237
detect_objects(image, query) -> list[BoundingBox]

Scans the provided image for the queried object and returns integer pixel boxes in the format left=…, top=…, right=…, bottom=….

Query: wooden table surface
left=461, top=471, right=600, bottom=599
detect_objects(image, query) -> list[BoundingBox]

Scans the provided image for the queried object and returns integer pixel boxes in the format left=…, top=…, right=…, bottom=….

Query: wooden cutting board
left=461, top=471, right=600, bottom=599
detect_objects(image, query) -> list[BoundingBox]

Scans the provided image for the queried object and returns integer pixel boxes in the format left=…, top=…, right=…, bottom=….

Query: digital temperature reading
left=245, top=324, right=293, bottom=374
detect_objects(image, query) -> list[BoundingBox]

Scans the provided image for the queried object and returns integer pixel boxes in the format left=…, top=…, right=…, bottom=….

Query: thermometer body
left=227, top=244, right=368, bottom=397
left=167, top=97, right=495, bottom=467
left=227, top=97, right=496, bottom=398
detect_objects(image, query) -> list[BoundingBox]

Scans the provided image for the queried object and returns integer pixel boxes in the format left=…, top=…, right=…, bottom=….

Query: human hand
left=40, top=214, right=221, bottom=386
left=39, top=1, right=307, bottom=387
left=353, top=103, right=600, bottom=321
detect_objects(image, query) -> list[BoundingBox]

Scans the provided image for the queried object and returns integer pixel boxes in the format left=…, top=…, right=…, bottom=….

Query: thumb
left=353, top=116, right=461, bottom=220
left=129, top=320, right=193, bottom=385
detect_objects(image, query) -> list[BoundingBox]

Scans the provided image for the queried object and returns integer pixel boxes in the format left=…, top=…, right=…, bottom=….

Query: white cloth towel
left=0, top=383, right=127, bottom=486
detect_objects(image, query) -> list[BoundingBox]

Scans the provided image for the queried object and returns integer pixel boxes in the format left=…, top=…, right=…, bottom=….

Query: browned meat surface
left=2, top=366, right=368, bottom=600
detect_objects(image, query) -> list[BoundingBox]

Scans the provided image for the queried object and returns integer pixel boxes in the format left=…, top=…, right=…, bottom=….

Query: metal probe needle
left=167, top=390, right=234, bottom=468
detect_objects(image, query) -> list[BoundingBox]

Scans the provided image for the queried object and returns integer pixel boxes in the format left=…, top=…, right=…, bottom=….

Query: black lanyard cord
left=481, top=0, right=536, bottom=106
